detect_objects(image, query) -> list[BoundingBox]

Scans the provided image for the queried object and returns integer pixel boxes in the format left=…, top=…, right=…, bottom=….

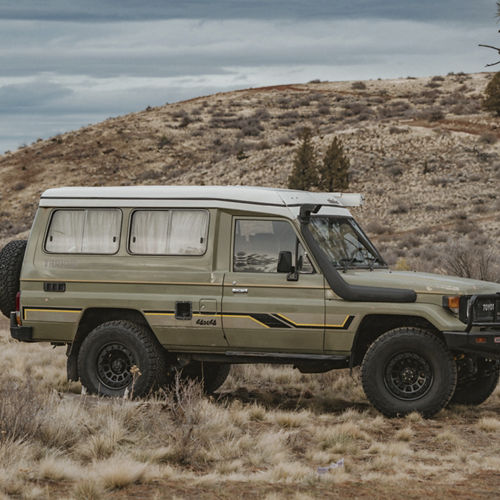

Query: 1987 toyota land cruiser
left=1, top=186, right=499, bottom=417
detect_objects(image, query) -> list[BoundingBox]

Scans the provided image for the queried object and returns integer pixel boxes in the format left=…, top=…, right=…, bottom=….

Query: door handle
left=232, top=288, right=248, bottom=294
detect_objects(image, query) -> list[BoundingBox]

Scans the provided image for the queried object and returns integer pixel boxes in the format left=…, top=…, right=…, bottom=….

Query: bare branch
left=486, top=60, right=500, bottom=67
left=478, top=43, right=500, bottom=53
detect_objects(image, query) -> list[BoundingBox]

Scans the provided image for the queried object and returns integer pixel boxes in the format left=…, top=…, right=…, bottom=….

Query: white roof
left=41, top=186, right=361, bottom=206
left=39, top=186, right=362, bottom=218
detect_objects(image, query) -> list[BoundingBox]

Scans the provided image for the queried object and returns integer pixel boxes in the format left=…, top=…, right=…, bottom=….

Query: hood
left=343, top=269, right=500, bottom=296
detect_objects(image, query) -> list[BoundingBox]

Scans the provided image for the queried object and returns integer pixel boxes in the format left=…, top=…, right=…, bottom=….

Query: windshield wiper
left=339, top=256, right=363, bottom=272
left=367, top=256, right=386, bottom=271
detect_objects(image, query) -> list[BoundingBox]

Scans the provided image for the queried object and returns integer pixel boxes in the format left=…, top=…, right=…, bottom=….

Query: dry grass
left=0, top=318, right=499, bottom=498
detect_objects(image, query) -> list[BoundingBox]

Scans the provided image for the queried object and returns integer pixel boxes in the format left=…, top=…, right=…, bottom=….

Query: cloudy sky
left=0, top=1, right=498, bottom=153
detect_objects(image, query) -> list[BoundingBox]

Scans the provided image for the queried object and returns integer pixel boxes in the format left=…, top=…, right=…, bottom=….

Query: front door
left=222, top=217, right=325, bottom=352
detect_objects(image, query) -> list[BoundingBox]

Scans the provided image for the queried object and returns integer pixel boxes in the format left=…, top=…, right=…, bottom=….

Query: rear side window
left=45, top=209, right=121, bottom=254
left=129, top=210, right=208, bottom=255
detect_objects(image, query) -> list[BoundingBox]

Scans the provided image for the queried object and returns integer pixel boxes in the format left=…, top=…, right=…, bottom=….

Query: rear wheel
left=451, top=357, right=499, bottom=406
left=179, top=361, right=230, bottom=394
left=0, top=240, right=27, bottom=318
left=361, top=328, right=457, bottom=418
left=78, top=320, right=167, bottom=397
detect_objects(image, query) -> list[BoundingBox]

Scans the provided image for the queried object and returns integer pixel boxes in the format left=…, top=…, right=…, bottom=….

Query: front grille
left=467, top=294, right=500, bottom=330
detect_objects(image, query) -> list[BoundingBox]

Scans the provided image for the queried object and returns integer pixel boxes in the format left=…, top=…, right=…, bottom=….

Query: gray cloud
left=0, top=0, right=494, bottom=24
left=0, top=80, right=73, bottom=110
left=0, top=17, right=494, bottom=79
left=0, top=2, right=497, bottom=153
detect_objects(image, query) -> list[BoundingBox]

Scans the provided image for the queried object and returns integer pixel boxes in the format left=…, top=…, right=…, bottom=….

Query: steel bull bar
left=443, top=293, right=500, bottom=359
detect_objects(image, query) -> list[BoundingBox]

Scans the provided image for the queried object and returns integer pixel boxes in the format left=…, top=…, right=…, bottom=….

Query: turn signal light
left=475, top=337, right=487, bottom=344
left=445, top=296, right=460, bottom=314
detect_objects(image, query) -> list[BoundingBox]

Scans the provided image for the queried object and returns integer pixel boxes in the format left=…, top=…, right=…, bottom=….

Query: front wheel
left=361, top=328, right=457, bottom=418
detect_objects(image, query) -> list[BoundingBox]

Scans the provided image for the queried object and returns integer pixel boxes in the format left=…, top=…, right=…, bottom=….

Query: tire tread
left=0, top=240, right=27, bottom=318
left=78, top=320, right=167, bottom=397
left=361, top=327, right=457, bottom=418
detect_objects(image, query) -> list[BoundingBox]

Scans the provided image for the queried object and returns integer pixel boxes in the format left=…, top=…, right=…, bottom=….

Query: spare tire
left=0, top=240, right=27, bottom=318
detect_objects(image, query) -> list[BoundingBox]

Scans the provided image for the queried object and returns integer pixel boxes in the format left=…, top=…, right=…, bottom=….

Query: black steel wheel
left=384, top=352, right=433, bottom=401
left=361, top=327, right=457, bottom=418
left=96, top=342, right=136, bottom=390
left=78, top=320, right=167, bottom=397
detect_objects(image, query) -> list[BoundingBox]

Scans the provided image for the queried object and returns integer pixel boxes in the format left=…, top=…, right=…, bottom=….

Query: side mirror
left=278, top=251, right=299, bottom=282
left=277, top=251, right=293, bottom=273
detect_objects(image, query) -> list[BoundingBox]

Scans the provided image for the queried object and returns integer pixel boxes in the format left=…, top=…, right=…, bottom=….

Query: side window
left=233, top=219, right=313, bottom=273
left=45, top=209, right=121, bottom=254
left=129, top=210, right=208, bottom=255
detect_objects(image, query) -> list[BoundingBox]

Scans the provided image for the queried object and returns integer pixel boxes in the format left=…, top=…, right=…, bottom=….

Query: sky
left=0, top=1, right=498, bottom=153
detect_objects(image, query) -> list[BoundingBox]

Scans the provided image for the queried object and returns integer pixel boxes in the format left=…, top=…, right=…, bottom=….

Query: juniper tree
left=318, top=136, right=350, bottom=191
left=483, top=72, right=500, bottom=116
left=287, top=128, right=318, bottom=190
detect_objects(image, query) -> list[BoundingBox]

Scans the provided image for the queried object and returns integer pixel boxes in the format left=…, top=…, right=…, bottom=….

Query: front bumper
left=443, top=330, right=500, bottom=359
left=10, top=312, right=34, bottom=342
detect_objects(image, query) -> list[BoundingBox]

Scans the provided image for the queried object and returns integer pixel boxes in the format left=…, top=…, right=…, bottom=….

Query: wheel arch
left=67, top=308, right=151, bottom=381
left=350, top=314, right=444, bottom=367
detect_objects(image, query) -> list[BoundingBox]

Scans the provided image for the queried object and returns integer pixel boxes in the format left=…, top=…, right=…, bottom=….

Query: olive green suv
left=1, top=186, right=499, bottom=417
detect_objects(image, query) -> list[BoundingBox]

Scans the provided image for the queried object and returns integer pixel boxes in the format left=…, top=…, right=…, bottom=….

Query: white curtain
left=130, top=210, right=208, bottom=255
left=46, top=210, right=121, bottom=254
left=168, top=211, right=208, bottom=255
left=82, top=210, right=121, bottom=254
left=130, top=211, right=170, bottom=254
left=46, top=211, right=85, bottom=253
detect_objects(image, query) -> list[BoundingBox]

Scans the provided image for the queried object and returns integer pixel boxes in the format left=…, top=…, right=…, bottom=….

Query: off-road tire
left=0, top=240, right=27, bottom=318
left=450, top=357, right=499, bottom=406
left=78, top=320, right=167, bottom=398
left=179, top=361, right=230, bottom=394
left=361, top=328, right=457, bottom=418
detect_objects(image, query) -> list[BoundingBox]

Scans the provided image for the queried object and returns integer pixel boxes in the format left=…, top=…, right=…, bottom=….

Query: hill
left=0, top=73, right=499, bottom=496
left=0, top=71, right=499, bottom=276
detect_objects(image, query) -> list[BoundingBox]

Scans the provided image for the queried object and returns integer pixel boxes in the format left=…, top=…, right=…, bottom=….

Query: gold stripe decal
left=276, top=313, right=351, bottom=329
left=144, top=310, right=353, bottom=330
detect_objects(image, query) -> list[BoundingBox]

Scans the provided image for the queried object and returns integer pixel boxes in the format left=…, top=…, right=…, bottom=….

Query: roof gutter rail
left=299, top=204, right=417, bottom=303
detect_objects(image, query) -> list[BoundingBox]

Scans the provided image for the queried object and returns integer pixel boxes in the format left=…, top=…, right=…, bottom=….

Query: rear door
left=222, top=217, right=325, bottom=352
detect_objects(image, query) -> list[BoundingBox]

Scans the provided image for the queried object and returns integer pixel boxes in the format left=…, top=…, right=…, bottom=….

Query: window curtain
left=168, top=211, right=208, bottom=255
left=46, top=210, right=85, bottom=253
left=46, top=210, right=121, bottom=254
left=82, top=210, right=121, bottom=253
left=130, top=210, right=208, bottom=255
left=130, top=211, right=170, bottom=254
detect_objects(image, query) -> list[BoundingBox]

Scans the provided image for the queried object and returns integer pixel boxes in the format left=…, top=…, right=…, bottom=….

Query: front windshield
left=309, top=216, right=386, bottom=269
